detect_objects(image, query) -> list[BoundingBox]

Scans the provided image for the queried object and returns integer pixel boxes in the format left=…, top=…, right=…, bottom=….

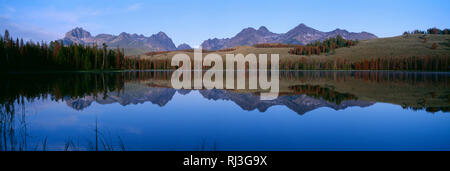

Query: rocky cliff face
left=201, top=23, right=378, bottom=50
left=200, top=38, right=229, bottom=51
left=61, top=27, right=177, bottom=52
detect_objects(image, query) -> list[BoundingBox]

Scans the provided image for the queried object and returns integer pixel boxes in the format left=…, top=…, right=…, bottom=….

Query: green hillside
left=133, top=34, right=449, bottom=71
left=139, top=34, right=449, bottom=61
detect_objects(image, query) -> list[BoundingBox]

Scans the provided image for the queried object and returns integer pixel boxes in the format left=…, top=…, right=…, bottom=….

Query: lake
left=1, top=71, right=449, bottom=151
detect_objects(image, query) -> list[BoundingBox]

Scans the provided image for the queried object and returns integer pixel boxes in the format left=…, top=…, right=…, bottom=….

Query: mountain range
left=62, top=27, right=188, bottom=52
left=201, top=24, right=377, bottom=50
left=61, top=23, right=377, bottom=54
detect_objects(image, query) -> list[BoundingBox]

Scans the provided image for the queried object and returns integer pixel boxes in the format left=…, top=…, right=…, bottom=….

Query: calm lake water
left=1, top=71, right=449, bottom=151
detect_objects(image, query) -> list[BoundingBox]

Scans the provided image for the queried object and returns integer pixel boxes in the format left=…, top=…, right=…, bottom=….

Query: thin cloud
left=0, top=17, right=60, bottom=42
left=0, top=5, right=15, bottom=18
left=126, top=3, right=143, bottom=12
left=21, top=6, right=108, bottom=38
left=6, top=6, right=15, bottom=13
left=30, top=7, right=105, bottom=25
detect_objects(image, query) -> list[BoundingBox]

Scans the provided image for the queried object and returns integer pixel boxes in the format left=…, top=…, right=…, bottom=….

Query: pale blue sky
left=1, top=0, right=449, bottom=47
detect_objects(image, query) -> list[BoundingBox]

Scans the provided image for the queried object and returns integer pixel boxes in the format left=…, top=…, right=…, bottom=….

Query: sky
left=0, top=0, right=449, bottom=47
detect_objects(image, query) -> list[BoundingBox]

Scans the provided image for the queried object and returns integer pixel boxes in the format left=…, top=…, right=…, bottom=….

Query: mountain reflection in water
left=66, top=87, right=374, bottom=115
left=2, top=71, right=449, bottom=115
left=1, top=71, right=449, bottom=151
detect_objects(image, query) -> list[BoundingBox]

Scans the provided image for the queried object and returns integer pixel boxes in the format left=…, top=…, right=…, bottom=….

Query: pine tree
left=4, top=29, right=9, bottom=41
left=74, top=43, right=80, bottom=69
left=102, top=43, right=107, bottom=70
left=0, top=35, right=4, bottom=71
left=20, top=38, right=24, bottom=55
left=115, top=45, right=121, bottom=69
left=4, top=30, right=10, bottom=67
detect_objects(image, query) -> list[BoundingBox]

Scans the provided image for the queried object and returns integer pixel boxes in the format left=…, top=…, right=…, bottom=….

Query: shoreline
left=2, top=69, right=450, bottom=74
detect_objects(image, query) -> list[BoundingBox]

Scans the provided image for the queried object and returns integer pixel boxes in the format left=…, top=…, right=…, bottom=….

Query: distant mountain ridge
left=61, top=23, right=377, bottom=54
left=61, top=27, right=178, bottom=52
left=201, top=23, right=378, bottom=50
left=176, top=43, right=192, bottom=50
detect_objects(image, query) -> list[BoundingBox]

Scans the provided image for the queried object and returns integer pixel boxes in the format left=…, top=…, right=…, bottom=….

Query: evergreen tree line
left=123, top=57, right=172, bottom=70
left=289, top=35, right=358, bottom=56
left=1, top=30, right=125, bottom=71
left=280, top=56, right=448, bottom=71
left=123, top=55, right=449, bottom=71
left=404, top=27, right=450, bottom=35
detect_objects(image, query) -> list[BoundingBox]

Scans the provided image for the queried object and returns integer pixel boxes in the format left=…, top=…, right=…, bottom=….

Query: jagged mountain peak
left=177, top=43, right=192, bottom=50
left=243, top=27, right=257, bottom=31
left=288, top=23, right=321, bottom=34
left=154, top=31, right=169, bottom=38
left=118, top=32, right=130, bottom=38
left=258, top=26, right=269, bottom=31
left=236, top=27, right=257, bottom=36
left=330, top=28, right=349, bottom=33
left=65, top=27, right=92, bottom=39
left=61, top=28, right=177, bottom=53
left=237, top=26, right=275, bottom=36
left=201, top=23, right=377, bottom=50
left=257, top=26, right=275, bottom=35
left=293, top=23, right=311, bottom=30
